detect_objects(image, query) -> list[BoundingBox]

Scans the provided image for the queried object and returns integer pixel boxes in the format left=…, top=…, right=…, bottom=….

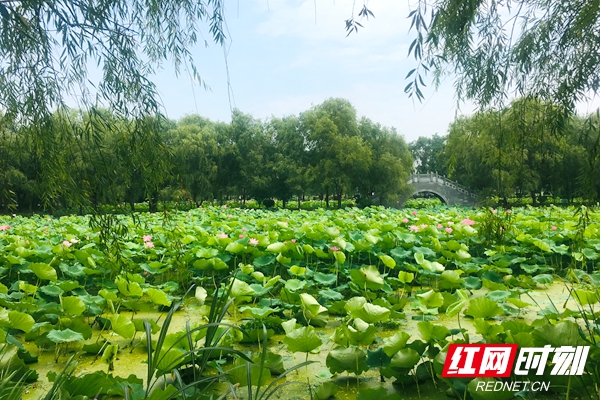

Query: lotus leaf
left=350, top=303, right=390, bottom=324
left=47, top=328, right=84, bottom=343
left=146, top=288, right=172, bottom=306
left=326, top=346, right=369, bottom=375
left=60, top=296, right=86, bottom=316
left=29, top=262, right=58, bottom=281
left=108, top=314, right=135, bottom=339
left=465, top=297, right=504, bottom=319
left=283, top=326, right=322, bottom=353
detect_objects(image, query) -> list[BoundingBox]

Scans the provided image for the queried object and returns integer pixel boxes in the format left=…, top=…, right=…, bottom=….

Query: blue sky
left=147, top=0, right=467, bottom=143
left=147, top=0, right=599, bottom=143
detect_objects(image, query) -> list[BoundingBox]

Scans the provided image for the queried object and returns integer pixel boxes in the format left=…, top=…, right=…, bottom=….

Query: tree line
left=0, top=98, right=414, bottom=213
left=410, top=98, right=600, bottom=204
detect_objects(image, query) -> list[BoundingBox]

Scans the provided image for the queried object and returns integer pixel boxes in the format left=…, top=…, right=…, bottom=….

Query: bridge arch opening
left=409, top=191, right=448, bottom=205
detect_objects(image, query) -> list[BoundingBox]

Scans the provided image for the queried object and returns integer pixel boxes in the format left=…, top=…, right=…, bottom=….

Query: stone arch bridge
left=401, top=173, right=477, bottom=207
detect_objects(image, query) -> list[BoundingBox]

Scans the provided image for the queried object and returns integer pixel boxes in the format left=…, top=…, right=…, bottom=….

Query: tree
left=409, top=134, right=448, bottom=175
left=358, top=118, right=413, bottom=206
left=301, top=98, right=372, bottom=208
left=0, top=0, right=226, bottom=208
left=349, top=1, right=600, bottom=112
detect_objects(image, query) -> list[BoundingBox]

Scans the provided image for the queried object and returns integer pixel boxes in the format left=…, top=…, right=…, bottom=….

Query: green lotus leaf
left=350, top=265, right=384, bottom=291
left=313, top=272, right=337, bottom=285
left=0, top=310, right=35, bottom=333
left=283, top=326, right=322, bottom=353
left=326, top=346, right=369, bottom=375
left=417, top=290, right=444, bottom=309
left=331, top=251, right=344, bottom=265
left=378, top=254, right=396, bottom=269
left=351, top=303, right=390, bottom=324
left=532, top=320, right=590, bottom=347
left=319, top=289, right=344, bottom=302
left=485, top=290, right=511, bottom=302
left=281, top=318, right=298, bottom=334
left=230, top=278, right=254, bottom=301
left=146, top=288, right=172, bottom=306
left=366, top=347, right=392, bottom=368
left=275, top=253, right=292, bottom=265
left=239, top=306, right=279, bottom=318
left=382, top=331, right=410, bottom=357
left=47, top=328, right=84, bottom=344
left=29, top=263, right=57, bottom=281
left=266, top=242, right=286, bottom=253
left=285, top=279, right=305, bottom=292
left=115, top=276, right=143, bottom=297
left=61, top=296, right=86, bottom=316
left=390, top=247, right=411, bottom=259
left=446, top=299, right=467, bottom=317
left=193, top=257, right=229, bottom=271
left=196, top=247, right=219, bottom=258
left=397, top=271, right=414, bottom=284
left=572, top=289, right=598, bottom=306
left=225, top=241, right=245, bottom=254
left=227, top=356, right=271, bottom=387
left=455, top=249, right=471, bottom=261
left=441, top=270, right=463, bottom=284
left=417, top=321, right=451, bottom=342
left=39, top=285, right=63, bottom=297
left=389, top=348, right=420, bottom=369
left=300, top=293, right=327, bottom=320
left=289, top=265, right=305, bottom=275
left=462, top=276, right=482, bottom=290
left=532, top=274, right=553, bottom=285
left=505, top=297, right=531, bottom=309
left=108, top=314, right=135, bottom=339
left=314, top=382, right=338, bottom=400
left=465, top=297, right=504, bottom=319
left=533, top=239, right=552, bottom=252
left=344, top=296, right=367, bottom=313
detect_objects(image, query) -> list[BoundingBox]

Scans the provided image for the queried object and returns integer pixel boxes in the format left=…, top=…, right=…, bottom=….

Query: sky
left=148, top=0, right=471, bottom=143
left=147, top=0, right=600, bottom=143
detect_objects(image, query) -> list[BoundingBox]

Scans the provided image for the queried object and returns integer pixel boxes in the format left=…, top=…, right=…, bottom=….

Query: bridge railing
left=408, top=173, right=476, bottom=198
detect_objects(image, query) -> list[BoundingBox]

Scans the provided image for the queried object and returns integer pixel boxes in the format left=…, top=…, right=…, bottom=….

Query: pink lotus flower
left=492, top=209, right=497, bottom=214
left=402, top=218, right=409, bottom=223
left=144, top=241, right=155, bottom=249
left=249, top=238, right=259, bottom=246
left=445, top=227, right=453, bottom=234
left=551, top=225, right=557, bottom=231
left=349, top=213, right=354, bottom=217
left=461, top=218, right=475, bottom=226
left=411, top=211, right=417, bottom=215
left=218, top=233, right=228, bottom=239
left=0, top=225, right=10, bottom=231
left=447, top=221, right=454, bottom=226
left=242, top=227, right=246, bottom=231
left=420, top=224, right=428, bottom=229
left=330, top=246, right=340, bottom=252
left=437, top=224, right=443, bottom=229
left=239, top=234, right=244, bottom=239
left=506, top=210, right=511, bottom=214
left=143, top=235, right=152, bottom=242
left=291, top=239, right=296, bottom=243
left=62, top=240, right=72, bottom=247
left=409, top=225, right=419, bottom=232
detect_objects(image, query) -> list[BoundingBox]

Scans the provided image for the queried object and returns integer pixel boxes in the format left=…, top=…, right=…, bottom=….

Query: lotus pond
left=1, top=205, right=600, bottom=400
